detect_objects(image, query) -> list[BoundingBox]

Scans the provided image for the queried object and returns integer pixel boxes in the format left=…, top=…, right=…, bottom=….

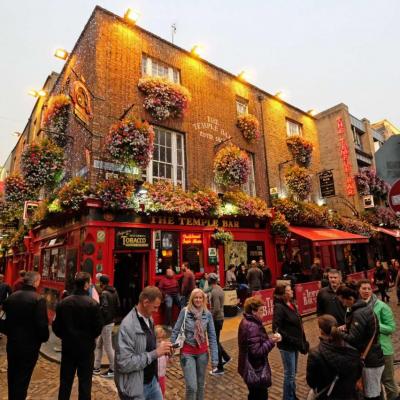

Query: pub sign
left=319, top=170, right=335, bottom=198
left=115, top=228, right=151, bottom=250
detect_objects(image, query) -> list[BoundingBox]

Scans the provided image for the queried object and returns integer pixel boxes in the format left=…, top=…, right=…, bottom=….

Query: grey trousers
left=94, top=322, right=115, bottom=370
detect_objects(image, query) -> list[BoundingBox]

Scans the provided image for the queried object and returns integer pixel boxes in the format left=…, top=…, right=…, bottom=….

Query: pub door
left=113, top=251, right=148, bottom=317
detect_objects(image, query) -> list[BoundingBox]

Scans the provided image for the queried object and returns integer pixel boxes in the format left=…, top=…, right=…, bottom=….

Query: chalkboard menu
left=319, top=170, right=335, bottom=198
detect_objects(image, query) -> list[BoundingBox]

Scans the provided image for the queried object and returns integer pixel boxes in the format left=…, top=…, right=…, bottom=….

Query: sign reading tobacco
left=115, top=228, right=151, bottom=250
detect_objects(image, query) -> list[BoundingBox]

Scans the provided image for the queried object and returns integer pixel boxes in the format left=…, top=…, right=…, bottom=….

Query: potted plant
left=212, top=228, right=234, bottom=244
left=236, top=114, right=260, bottom=142
left=286, top=136, right=313, bottom=167
left=285, top=165, right=312, bottom=200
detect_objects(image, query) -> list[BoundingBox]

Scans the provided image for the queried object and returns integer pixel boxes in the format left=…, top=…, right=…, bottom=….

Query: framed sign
left=115, top=228, right=151, bottom=250
left=319, top=170, right=335, bottom=198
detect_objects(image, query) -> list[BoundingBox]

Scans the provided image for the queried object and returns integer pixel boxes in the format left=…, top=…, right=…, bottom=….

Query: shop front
left=275, top=226, right=370, bottom=280
left=29, top=204, right=276, bottom=322
left=370, top=227, right=400, bottom=262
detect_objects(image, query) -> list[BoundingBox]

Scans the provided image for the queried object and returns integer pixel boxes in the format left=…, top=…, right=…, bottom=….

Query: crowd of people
left=0, top=260, right=399, bottom=400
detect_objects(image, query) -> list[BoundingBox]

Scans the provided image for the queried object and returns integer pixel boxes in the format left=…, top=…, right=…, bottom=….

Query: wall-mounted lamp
left=13, top=132, right=22, bottom=137
left=275, top=91, right=285, bottom=100
left=237, top=70, right=249, bottom=82
left=124, top=8, right=141, bottom=24
left=54, top=48, right=69, bottom=60
left=307, top=109, right=317, bottom=116
left=191, top=45, right=204, bottom=58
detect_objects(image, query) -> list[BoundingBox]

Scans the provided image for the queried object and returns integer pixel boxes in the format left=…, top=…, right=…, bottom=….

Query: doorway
left=113, top=252, right=148, bottom=316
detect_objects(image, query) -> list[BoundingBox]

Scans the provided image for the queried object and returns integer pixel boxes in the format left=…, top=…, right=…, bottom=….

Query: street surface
left=1, top=294, right=400, bottom=399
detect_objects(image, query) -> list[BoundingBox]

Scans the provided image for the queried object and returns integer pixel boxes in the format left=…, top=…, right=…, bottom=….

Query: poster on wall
left=224, top=241, right=247, bottom=269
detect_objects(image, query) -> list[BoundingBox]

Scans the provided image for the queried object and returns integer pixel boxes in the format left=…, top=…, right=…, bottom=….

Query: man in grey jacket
left=114, top=286, right=172, bottom=400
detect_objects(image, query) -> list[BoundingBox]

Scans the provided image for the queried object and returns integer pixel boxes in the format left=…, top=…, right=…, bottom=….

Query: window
left=147, top=127, right=185, bottom=187
left=286, top=119, right=302, bottom=137
left=352, top=126, right=363, bottom=149
left=242, top=153, right=256, bottom=196
left=155, top=231, right=180, bottom=275
left=142, top=54, right=180, bottom=84
left=236, top=98, right=248, bottom=115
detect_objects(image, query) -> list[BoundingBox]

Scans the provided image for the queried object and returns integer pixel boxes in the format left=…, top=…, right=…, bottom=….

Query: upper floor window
left=286, top=119, right=302, bottom=137
left=236, top=98, right=248, bottom=116
left=352, top=126, right=363, bottom=150
left=242, top=153, right=256, bottom=196
left=142, top=54, right=180, bottom=84
left=146, top=126, right=185, bottom=188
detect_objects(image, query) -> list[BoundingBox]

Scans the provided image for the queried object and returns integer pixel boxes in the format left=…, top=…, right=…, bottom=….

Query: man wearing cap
left=93, top=274, right=120, bottom=378
left=208, top=273, right=231, bottom=376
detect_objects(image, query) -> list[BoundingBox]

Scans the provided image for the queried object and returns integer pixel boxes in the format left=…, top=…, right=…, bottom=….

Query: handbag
left=174, top=307, right=188, bottom=349
left=355, top=314, right=377, bottom=392
left=243, top=354, right=271, bottom=388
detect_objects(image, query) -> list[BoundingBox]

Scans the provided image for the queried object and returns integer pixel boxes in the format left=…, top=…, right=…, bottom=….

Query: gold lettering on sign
left=151, top=216, right=237, bottom=228
left=122, top=236, right=147, bottom=246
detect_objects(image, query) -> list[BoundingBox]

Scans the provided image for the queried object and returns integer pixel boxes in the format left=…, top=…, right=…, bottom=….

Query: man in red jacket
left=180, top=262, right=195, bottom=307
left=158, top=268, right=181, bottom=327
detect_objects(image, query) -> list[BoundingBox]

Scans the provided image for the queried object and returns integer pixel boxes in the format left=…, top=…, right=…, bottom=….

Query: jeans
left=247, top=384, right=268, bottom=400
left=180, top=352, right=209, bottom=400
left=213, top=319, right=230, bottom=370
left=279, top=350, right=298, bottom=400
left=143, top=376, right=163, bottom=400
left=94, top=322, right=115, bottom=370
left=164, top=293, right=181, bottom=326
left=381, top=355, right=399, bottom=400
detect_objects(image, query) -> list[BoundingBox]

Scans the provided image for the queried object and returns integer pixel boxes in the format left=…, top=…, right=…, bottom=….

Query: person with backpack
left=306, top=314, right=362, bottom=400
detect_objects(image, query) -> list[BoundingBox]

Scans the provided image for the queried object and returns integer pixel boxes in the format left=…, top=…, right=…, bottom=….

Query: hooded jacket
left=342, top=299, right=384, bottom=368
left=307, top=338, right=362, bottom=400
left=100, top=285, right=120, bottom=325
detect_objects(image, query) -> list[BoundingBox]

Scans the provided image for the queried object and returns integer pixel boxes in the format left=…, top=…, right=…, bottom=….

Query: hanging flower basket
left=138, top=76, right=191, bottom=121
left=95, top=177, right=133, bottom=210
left=286, top=136, right=313, bottom=167
left=355, top=168, right=389, bottom=199
left=21, top=139, right=64, bottom=189
left=212, top=228, right=234, bottom=244
left=236, top=114, right=260, bottom=142
left=57, top=177, right=91, bottom=212
left=105, top=118, right=154, bottom=169
left=214, top=145, right=250, bottom=187
left=4, top=175, right=32, bottom=204
left=42, top=94, right=71, bottom=147
left=362, top=206, right=400, bottom=229
left=270, top=211, right=290, bottom=237
left=285, top=165, right=312, bottom=200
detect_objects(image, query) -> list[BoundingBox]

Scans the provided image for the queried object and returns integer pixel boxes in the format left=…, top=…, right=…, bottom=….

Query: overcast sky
left=1, top=0, right=399, bottom=165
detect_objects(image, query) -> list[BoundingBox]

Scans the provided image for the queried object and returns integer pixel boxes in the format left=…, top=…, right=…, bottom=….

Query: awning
left=289, top=226, right=369, bottom=246
left=376, top=227, right=400, bottom=241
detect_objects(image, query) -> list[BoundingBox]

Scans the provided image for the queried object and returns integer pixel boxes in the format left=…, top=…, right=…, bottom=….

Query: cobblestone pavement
left=1, top=293, right=400, bottom=400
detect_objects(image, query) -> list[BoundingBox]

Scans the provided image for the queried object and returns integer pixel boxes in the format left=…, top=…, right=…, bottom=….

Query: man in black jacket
left=93, top=274, right=120, bottom=378
left=53, top=272, right=103, bottom=400
left=3, top=271, right=49, bottom=400
left=316, top=269, right=346, bottom=325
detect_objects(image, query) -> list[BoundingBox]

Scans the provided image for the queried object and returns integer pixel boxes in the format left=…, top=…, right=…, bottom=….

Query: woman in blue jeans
left=171, top=288, right=218, bottom=400
left=272, top=284, right=309, bottom=400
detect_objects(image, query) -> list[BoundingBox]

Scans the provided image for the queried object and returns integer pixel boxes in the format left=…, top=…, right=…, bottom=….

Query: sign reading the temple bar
left=318, top=170, right=335, bottom=198
left=115, top=228, right=150, bottom=250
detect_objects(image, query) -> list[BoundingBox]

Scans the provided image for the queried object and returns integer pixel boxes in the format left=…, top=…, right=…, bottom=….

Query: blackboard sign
left=115, top=228, right=151, bottom=250
left=319, top=170, right=335, bottom=198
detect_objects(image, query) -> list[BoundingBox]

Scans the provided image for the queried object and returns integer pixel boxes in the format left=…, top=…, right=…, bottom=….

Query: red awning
left=289, top=226, right=369, bottom=246
left=376, top=227, right=400, bottom=241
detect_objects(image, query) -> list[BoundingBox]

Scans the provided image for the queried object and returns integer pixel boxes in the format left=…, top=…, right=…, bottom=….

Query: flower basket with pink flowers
left=214, top=145, right=250, bottom=187
left=138, top=76, right=191, bottom=121
left=236, top=114, right=260, bottom=142
left=285, top=165, right=312, bottom=200
left=286, top=136, right=313, bottom=167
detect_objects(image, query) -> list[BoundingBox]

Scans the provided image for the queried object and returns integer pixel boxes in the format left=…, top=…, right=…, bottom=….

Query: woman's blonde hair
left=187, top=288, right=208, bottom=312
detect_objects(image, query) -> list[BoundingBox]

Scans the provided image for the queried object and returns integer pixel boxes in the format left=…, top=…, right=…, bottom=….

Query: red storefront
left=23, top=201, right=275, bottom=322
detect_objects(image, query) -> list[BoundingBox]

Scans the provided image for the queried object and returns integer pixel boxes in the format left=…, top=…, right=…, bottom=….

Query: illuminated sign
left=115, top=229, right=150, bottom=250
left=182, top=233, right=202, bottom=245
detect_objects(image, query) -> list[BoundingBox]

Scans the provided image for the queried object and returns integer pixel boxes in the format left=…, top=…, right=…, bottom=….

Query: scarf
left=192, top=307, right=206, bottom=346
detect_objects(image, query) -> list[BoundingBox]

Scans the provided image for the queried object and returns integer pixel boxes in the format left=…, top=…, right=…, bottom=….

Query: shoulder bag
left=174, top=307, right=188, bottom=349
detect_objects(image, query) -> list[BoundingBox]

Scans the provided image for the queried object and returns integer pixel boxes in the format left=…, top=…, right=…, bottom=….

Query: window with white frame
left=286, top=119, right=302, bottom=137
left=142, top=54, right=180, bottom=84
left=146, top=126, right=185, bottom=187
left=242, top=153, right=256, bottom=196
left=236, top=98, right=248, bottom=115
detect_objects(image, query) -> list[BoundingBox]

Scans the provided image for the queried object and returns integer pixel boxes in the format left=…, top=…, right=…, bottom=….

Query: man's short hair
left=23, top=271, right=40, bottom=286
left=139, top=286, right=162, bottom=303
left=357, top=278, right=371, bottom=288
left=328, top=269, right=340, bottom=275
left=19, top=269, right=26, bottom=277
left=74, top=271, right=91, bottom=290
left=99, top=274, right=110, bottom=285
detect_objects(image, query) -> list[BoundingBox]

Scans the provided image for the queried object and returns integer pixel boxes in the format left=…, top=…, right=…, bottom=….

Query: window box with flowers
left=212, top=228, right=234, bottom=244
left=42, top=94, right=71, bottom=147
left=236, top=114, right=260, bottom=143
left=96, top=177, right=133, bottom=210
left=286, top=136, right=313, bottom=167
left=57, top=177, right=91, bottom=212
left=21, top=139, right=64, bottom=190
left=214, top=145, right=250, bottom=187
left=362, top=206, right=400, bottom=229
left=355, top=168, right=389, bottom=200
left=106, top=118, right=154, bottom=170
left=270, top=211, right=290, bottom=237
left=137, top=76, right=191, bottom=121
left=284, top=165, right=312, bottom=200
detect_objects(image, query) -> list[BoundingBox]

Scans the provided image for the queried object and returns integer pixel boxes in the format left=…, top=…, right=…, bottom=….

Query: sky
left=0, top=0, right=399, bottom=165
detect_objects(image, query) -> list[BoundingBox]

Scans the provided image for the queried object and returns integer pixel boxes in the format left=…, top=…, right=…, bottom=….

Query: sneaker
left=100, top=369, right=114, bottom=378
left=209, top=368, right=224, bottom=376
left=92, top=368, right=101, bottom=375
left=221, top=356, right=231, bottom=367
